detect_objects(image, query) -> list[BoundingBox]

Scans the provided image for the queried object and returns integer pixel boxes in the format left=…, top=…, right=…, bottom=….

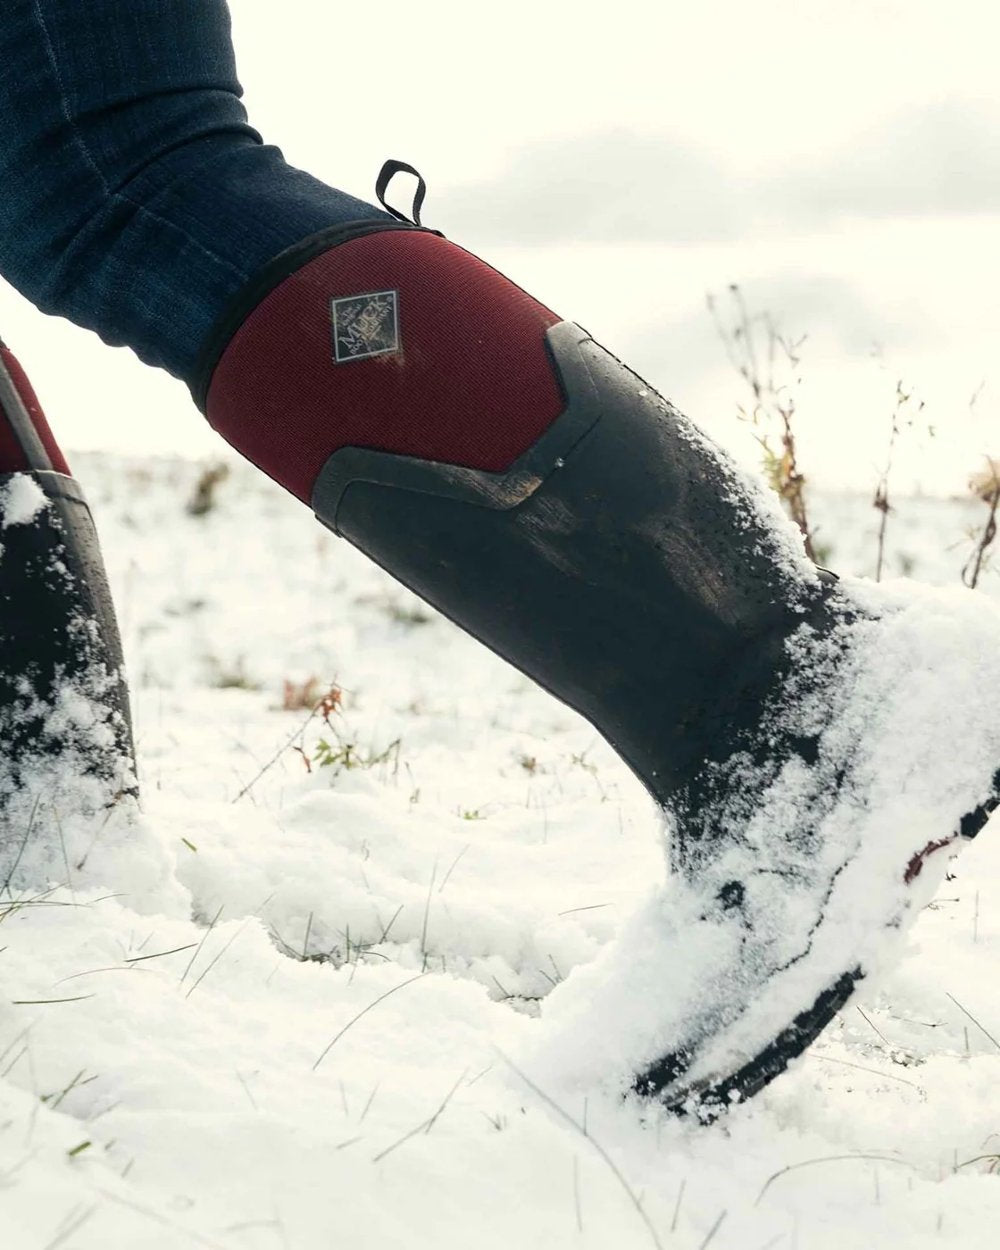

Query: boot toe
left=531, top=574, right=1000, bottom=1117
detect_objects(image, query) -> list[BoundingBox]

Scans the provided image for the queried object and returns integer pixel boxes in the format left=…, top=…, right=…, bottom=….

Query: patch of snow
left=1, top=452, right=999, bottom=1249
left=0, top=472, right=48, bottom=528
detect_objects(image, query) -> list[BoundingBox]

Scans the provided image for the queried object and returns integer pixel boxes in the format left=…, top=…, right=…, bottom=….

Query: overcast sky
left=2, top=0, right=1000, bottom=493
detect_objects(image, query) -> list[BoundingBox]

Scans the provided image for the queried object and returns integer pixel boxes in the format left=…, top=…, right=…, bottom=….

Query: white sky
left=2, top=0, right=1000, bottom=492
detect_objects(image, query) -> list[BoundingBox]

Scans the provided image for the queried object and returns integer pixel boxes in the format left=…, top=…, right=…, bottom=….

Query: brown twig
left=708, top=285, right=816, bottom=560
left=962, top=456, right=1000, bottom=589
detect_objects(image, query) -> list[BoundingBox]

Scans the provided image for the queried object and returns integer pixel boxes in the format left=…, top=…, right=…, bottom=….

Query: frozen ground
left=2, top=451, right=999, bottom=1249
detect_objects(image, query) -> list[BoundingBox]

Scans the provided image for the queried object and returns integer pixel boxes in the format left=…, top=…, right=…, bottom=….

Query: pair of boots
left=3, top=168, right=998, bottom=1117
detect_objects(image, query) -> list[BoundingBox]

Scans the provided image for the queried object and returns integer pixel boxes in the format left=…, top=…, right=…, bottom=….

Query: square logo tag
left=331, top=289, right=400, bottom=363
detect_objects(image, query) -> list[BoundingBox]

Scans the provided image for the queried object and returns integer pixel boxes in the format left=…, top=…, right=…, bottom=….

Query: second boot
left=0, top=339, right=135, bottom=889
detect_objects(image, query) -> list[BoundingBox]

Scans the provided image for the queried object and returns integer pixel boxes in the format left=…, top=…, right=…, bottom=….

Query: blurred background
left=1, top=0, right=999, bottom=494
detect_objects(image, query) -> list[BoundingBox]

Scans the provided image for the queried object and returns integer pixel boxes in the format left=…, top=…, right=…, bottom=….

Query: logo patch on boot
left=331, top=290, right=400, bottom=363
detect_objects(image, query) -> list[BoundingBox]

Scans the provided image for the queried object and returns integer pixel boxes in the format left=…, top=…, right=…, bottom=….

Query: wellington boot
left=0, top=340, right=135, bottom=889
left=195, top=175, right=1000, bottom=1114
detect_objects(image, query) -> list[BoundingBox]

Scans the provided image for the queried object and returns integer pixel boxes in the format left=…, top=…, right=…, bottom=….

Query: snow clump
left=0, top=472, right=48, bottom=528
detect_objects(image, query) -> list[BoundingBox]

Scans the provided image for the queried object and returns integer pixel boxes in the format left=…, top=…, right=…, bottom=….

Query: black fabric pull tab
left=376, top=159, right=427, bottom=227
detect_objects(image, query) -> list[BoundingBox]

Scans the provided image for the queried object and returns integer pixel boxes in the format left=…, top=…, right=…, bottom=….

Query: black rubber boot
left=312, top=321, right=830, bottom=808
left=197, top=173, right=1000, bottom=1116
left=0, top=340, right=135, bottom=888
left=314, top=322, right=1000, bottom=1115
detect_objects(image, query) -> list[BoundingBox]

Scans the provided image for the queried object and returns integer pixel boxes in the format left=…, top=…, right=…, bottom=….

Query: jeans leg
left=0, top=1, right=387, bottom=381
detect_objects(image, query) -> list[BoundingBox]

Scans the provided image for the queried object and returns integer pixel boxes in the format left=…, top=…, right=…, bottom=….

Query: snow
left=0, top=472, right=48, bottom=529
left=2, top=452, right=1000, bottom=1249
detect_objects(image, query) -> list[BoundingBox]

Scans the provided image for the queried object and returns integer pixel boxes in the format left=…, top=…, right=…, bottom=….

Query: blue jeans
left=0, top=1, right=388, bottom=383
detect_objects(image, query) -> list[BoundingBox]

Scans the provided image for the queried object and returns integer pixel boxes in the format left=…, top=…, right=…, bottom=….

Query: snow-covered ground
left=3, top=450, right=999, bottom=1249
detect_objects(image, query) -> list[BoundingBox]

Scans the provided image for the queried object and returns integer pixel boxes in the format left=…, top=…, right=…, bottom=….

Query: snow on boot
left=192, top=166, right=1000, bottom=1114
left=529, top=573, right=1000, bottom=1117
left=0, top=339, right=136, bottom=890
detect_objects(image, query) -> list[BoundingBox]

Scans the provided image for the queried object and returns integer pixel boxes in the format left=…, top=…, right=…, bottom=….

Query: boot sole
left=638, top=795, right=998, bottom=1120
